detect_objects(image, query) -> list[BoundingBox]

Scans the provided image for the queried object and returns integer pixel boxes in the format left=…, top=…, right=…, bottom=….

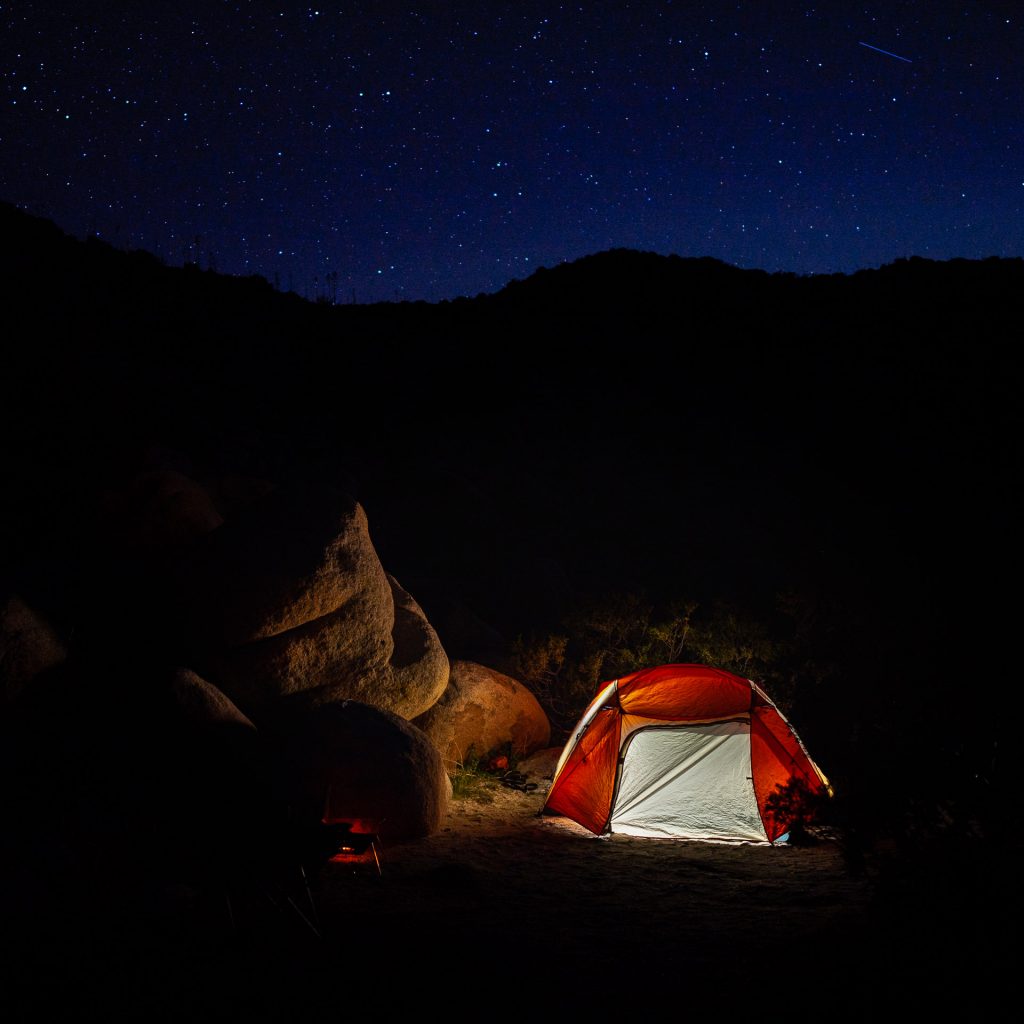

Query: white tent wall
left=610, top=719, right=768, bottom=843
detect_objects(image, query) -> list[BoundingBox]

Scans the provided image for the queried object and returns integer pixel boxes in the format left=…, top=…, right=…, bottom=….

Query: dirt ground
left=6, top=761, right=1008, bottom=1023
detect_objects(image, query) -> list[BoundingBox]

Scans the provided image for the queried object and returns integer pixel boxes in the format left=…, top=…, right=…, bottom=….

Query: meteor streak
left=859, top=41, right=913, bottom=63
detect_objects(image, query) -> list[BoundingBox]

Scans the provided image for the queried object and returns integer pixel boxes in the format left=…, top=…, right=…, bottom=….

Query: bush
left=511, top=591, right=800, bottom=737
left=449, top=742, right=521, bottom=802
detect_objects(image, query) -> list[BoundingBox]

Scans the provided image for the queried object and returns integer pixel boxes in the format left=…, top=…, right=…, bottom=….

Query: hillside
left=1, top=201, right=1016, bottom=833
left=1, top=199, right=1017, bottom=1018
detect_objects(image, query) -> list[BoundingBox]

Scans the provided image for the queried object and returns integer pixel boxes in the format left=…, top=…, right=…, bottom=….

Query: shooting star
left=859, top=41, right=913, bottom=63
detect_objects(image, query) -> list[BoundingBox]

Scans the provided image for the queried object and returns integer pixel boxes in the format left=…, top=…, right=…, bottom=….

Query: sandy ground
left=7, top=760, right=1007, bottom=1023
left=318, top=784, right=873, bottom=1004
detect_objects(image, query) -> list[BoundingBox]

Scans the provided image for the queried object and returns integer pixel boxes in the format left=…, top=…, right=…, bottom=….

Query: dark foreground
left=4, top=784, right=1012, bottom=1022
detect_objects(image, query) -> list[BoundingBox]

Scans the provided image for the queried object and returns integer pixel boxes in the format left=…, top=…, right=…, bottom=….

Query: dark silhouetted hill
left=1, top=202, right=1018, bottom=798
left=2, top=198, right=1017, bottom=600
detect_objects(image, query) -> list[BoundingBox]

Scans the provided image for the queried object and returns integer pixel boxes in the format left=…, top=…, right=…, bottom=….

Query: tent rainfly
left=542, top=663, right=830, bottom=844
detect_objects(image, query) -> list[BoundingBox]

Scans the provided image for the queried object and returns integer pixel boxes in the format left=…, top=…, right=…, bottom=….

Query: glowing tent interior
left=542, top=664, right=830, bottom=843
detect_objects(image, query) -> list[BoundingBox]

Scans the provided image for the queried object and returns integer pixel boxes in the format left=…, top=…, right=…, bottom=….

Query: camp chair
left=318, top=816, right=384, bottom=877
left=319, top=784, right=384, bottom=877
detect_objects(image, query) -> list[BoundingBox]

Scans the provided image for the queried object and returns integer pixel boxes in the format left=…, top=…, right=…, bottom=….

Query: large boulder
left=413, top=660, right=551, bottom=772
left=203, top=573, right=448, bottom=720
left=168, top=666, right=257, bottom=733
left=98, top=469, right=224, bottom=553
left=272, top=700, right=451, bottom=840
left=0, top=595, right=67, bottom=705
left=517, top=746, right=563, bottom=786
left=386, top=574, right=452, bottom=715
left=177, top=481, right=387, bottom=648
left=175, top=481, right=449, bottom=720
left=2, top=661, right=273, bottom=931
left=158, top=668, right=270, bottom=878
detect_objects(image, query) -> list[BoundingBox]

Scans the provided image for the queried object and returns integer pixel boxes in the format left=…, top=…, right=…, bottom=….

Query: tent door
left=609, top=721, right=767, bottom=842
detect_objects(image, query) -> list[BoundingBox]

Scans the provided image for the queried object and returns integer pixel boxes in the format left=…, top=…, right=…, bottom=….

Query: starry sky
left=3, top=2, right=1022, bottom=303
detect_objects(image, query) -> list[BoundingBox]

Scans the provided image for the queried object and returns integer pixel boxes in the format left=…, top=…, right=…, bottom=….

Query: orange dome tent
left=542, top=664, right=830, bottom=843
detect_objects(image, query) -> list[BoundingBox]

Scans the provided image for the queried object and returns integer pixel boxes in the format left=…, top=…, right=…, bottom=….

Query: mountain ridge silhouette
left=4, top=199, right=1023, bottom=316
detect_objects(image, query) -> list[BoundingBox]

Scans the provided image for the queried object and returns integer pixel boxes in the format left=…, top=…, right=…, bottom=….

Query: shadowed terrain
left=1, top=202, right=1017, bottom=1019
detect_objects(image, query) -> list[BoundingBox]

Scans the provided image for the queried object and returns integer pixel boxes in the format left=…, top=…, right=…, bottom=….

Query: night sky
left=3, top=2, right=1022, bottom=303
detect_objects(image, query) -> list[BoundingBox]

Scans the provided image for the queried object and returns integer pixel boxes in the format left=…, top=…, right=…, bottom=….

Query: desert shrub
left=449, top=742, right=521, bottom=802
left=512, top=592, right=795, bottom=737
left=686, top=600, right=779, bottom=682
left=449, top=745, right=497, bottom=802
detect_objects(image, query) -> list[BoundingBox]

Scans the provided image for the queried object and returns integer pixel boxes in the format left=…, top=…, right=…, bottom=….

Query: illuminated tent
left=542, top=664, right=830, bottom=843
